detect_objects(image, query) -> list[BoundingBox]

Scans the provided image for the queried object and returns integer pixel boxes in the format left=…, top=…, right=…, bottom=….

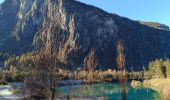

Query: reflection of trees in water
left=119, top=79, right=127, bottom=100
left=58, top=83, right=130, bottom=98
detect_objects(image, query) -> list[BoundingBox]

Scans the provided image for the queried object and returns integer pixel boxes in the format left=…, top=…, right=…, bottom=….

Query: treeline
left=1, top=49, right=170, bottom=83
left=4, top=52, right=37, bottom=69
left=1, top=52, right=170, bottom=85
left=0, top=66, right=27, bottom=84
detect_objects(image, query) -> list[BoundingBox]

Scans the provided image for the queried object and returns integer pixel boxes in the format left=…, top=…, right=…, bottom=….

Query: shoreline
left=132, top=78, right=170, bottom=100
left=0, top=84, right=27, bottom=99
left=1, top=79, right=169, bottom=99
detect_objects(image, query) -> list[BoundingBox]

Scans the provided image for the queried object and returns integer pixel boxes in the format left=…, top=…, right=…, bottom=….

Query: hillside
left=0, top=0, right=170, bottom=70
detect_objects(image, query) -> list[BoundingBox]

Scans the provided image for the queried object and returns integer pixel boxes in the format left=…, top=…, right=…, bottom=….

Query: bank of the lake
left=143, top=79, right=170, bottom=100
left=0, top=84, right=26, bottom=99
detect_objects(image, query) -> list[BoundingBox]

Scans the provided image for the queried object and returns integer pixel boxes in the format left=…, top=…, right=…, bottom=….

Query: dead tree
left=84, top=48, right=99, bottom=84
left=25, top=52, right=60, bottom=100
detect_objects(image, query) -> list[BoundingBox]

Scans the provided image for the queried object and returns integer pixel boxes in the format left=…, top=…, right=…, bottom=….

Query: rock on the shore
left=131, top=80, right=141, bottom=88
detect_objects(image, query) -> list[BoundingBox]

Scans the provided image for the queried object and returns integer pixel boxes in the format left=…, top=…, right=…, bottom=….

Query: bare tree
left=25, top=52, right=60, bottom=100
left=84, top=48, right=99, bottom=84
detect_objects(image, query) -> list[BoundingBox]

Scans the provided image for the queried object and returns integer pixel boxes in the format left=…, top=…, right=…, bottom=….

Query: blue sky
left=0, top=0, right=4, bottom=3
left=77, top=0, right=170, bottom=27
left=0, top=0, right=3, bottom=4
left=0, top=0, right=170, bottom=27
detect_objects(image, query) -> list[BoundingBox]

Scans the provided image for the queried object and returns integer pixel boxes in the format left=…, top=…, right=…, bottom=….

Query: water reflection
left=57, top=83, right=160, bottom=100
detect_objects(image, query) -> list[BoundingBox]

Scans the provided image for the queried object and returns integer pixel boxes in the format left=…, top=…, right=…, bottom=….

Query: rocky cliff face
left=0, top=0, right=20, bottom=47
left=0, top=0, right=170, bottom=70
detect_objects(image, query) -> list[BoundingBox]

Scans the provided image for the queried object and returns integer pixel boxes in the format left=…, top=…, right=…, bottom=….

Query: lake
left=57, top=82, right=161, bottom=100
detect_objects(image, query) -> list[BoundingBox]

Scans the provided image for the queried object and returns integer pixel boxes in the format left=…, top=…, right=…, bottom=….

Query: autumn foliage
left=84, top=48, right=99, bottom=84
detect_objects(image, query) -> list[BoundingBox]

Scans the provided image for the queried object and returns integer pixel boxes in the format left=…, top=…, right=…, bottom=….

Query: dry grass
left=143, top=78, right=170, bottom=100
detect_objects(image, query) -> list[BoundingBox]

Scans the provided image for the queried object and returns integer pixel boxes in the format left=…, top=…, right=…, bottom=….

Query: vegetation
left=0, top=72, right=6, bottom=85
left=148, top=59, right=170, bottom=79
left=1, top=52, right=170, bottom=85
left=116, top=39, right=127, bottom=100
left=84, top=48, right=99, bottom=84
left=0, top=52, right=36, bottom=85
left=138, top=21, right=169, bottom=30
left=24, top=52, right=60, bottom=100
left=164, top=59, right=170, bottom=78
left=116, top=40, right=125, bottom=71
left=4, top=52, right=37, bottom=69
left=1, top=41, right=170, bottom=99
left=0, top=66, right=27, bottom=85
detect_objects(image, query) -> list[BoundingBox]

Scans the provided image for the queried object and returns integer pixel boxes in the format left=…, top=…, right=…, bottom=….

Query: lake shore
left=142, top=79, right=170, bottom=100
left=0, top=85, right=26, bottom=99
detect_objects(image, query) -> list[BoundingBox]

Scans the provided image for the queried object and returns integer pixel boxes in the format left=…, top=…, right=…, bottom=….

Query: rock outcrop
left=138, top=21, right=169, bottom=30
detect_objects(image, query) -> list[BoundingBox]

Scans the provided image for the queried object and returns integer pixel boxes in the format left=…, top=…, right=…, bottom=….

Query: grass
left=143, top=78, right=170, bottom=100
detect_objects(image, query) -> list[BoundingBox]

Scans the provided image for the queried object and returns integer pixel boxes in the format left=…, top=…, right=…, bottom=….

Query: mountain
left=0, top=0, right=170, bottom=71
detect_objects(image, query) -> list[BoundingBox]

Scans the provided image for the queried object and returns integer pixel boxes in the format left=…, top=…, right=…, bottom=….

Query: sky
left=77, top=0, right=170, bottom=27
left=0, top=0, right=169, bottom=27
left=0, top=0, right=3, bottom=4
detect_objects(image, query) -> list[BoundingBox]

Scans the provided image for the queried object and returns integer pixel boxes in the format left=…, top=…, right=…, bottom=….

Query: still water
left=57, top=82, right=161, bottom=100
